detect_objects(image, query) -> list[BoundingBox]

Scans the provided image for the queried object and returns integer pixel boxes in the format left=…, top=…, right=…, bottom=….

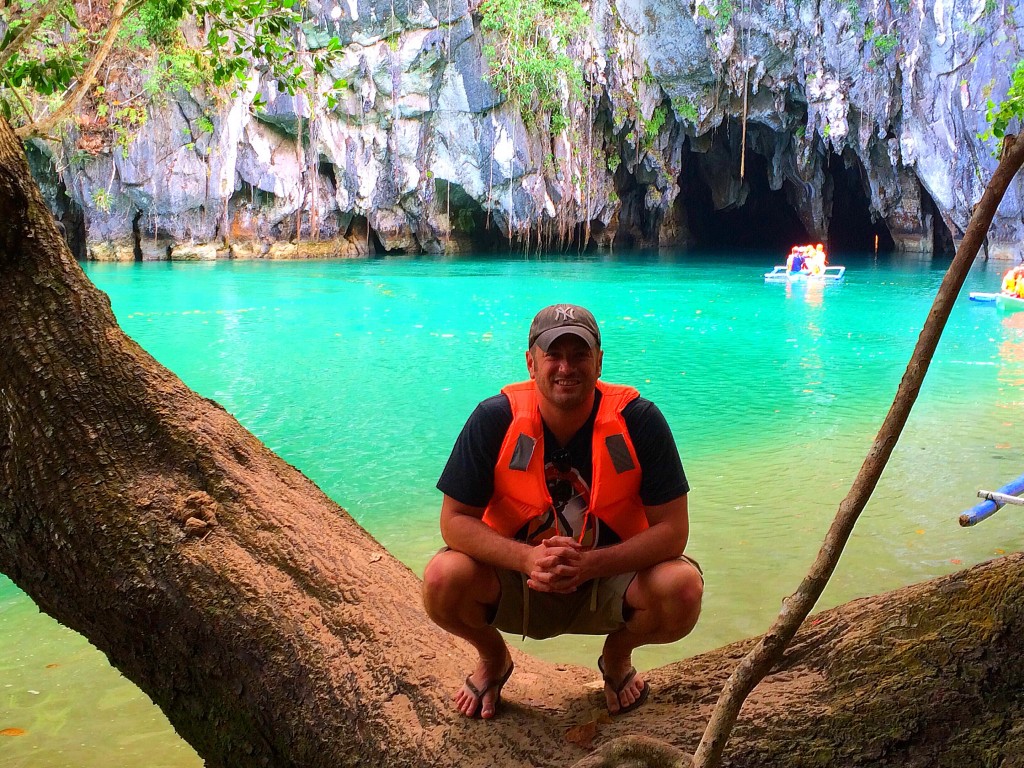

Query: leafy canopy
left=0, top=0, right=344, bottom=136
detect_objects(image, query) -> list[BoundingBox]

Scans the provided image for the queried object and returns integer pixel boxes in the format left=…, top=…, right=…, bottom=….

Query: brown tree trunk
left=1, top=115, right=1023, bottom=767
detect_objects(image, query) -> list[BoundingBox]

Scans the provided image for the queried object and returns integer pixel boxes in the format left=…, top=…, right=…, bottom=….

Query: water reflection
left=998, top=311, right=1024, bottom=407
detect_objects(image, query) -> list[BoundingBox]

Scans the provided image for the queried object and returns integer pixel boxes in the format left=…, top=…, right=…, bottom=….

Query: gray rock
left=43, top=0, right=1024, bottom=259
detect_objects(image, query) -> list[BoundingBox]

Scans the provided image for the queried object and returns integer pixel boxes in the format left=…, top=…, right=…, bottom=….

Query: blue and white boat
left=764, top=265, right=846, bottom=283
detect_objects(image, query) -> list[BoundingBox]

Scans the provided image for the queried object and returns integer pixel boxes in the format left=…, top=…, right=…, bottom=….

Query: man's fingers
left=526, top=576, right=578, bottom=593
left=536, top=557, right=577, bottom=573
left=537, top=546, right=581, bottom=564
left=534, top=557, right=582, bottom=581
left=528, top=565, right=580, bottom=593
left=542, top=536, right=583, bottom=551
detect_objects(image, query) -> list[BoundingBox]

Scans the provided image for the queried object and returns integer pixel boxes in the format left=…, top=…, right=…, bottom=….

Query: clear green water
left=2, top=251, right=1022, bottom=766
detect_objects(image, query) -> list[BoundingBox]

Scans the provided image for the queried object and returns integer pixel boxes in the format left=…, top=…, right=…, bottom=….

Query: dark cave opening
left=923, top=183, right=956, bottom=256
left=680, top=143, right=810, bottom=253
left=131, top=211, right=143, bottom=261
left=62, top=197, right=88, bottom=261
left=674, top=126, right=912, bottom=256
left=826, top=152, right=895, bottom=254
left=435, top=179, right=508, bottom=251
left=610, top=164, right=659, bottom=250
left=339, top=214, right=382, bottom=254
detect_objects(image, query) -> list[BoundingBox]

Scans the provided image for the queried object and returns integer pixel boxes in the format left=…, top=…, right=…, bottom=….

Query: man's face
left=527, top=334, right=603, bottom=412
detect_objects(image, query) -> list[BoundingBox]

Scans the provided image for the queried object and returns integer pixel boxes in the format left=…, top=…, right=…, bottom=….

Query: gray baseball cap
left=528, top=304, right=601, bottom=351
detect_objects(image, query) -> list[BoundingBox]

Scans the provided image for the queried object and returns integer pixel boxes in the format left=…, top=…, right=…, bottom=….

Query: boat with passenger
left=764, top=243, right=845, bottom=282
left=996, top=266, right=1024, bottom=311
left=764, top=265, right=846, bottom=282
left=996, top=293, right=1024, bottom=312
left=974, top=265, right=1024, bottom=309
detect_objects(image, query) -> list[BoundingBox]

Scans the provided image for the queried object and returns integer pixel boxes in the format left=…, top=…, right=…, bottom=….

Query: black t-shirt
left=436, top=390, right=688, bottom=547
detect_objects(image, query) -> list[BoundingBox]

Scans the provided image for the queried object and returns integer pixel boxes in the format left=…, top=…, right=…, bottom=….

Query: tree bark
left=1, top=115, right=1023, bottom=767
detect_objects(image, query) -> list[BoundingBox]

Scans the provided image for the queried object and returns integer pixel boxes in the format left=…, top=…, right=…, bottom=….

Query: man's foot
left=453, top=657, right=514, bottom=719
left=598, top=655, right=649, bottom=715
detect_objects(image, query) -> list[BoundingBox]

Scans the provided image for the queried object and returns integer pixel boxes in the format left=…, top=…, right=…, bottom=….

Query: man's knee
left=422, top=550, right=498, bottom=614
left=422, top=550, right=463, bottom=601
left=666, top=562, right=703, bottom=635
left=631, top=559, right=703, bottom=636
left=672, top=562, right=704, bottom=608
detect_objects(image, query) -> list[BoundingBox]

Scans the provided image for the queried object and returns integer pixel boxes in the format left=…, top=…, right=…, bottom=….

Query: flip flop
left=460, top=660, right=514, bottom=719
left=598, top=655, right=650, bottom=715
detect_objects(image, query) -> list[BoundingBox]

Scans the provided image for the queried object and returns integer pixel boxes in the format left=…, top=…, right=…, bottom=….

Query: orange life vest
left=482, top=380, right=647, bottom=542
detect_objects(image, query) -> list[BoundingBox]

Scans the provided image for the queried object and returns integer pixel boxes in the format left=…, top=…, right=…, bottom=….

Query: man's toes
left=620, top=679, right=641, bottom=707
left=480, top=695, right=496, bottom=719
left=454, top=682, right=483, bottom=717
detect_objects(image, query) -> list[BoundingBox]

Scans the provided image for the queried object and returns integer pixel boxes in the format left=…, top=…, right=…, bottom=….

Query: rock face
left=27, top=0, right=1024, bottom=260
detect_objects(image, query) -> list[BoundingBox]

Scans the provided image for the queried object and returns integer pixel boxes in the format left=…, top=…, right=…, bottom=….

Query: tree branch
left=14, top=0, right=127, bottom=140
left=691, top=132, right=1024, bottom=768
left=3, top=72, right=35, bottom=125
left=0, top=0, right=62, bottom=72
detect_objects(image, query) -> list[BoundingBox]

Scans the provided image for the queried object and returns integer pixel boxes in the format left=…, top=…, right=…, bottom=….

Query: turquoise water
left=2, top=251, right=1022, bottom=766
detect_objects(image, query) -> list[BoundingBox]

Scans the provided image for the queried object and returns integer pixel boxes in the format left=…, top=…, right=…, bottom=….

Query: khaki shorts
left=491, top=554, right=703, bottom=640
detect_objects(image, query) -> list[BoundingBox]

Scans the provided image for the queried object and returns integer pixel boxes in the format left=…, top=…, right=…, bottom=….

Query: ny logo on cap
left=555, top=306, right=575, bottom=321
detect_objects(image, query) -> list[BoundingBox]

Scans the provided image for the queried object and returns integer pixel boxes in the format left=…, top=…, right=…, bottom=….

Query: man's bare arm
left=575, top=494, right=690, bottom=584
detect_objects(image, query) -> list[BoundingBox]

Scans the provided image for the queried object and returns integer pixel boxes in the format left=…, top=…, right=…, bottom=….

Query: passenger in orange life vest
left=1002, top=266, right=1024, bottom=298
left=422, top=304, right=703, bottom=720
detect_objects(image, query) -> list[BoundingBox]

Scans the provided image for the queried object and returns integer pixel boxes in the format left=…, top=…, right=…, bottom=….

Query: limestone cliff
left=25, top=0, right=1024, bottom=260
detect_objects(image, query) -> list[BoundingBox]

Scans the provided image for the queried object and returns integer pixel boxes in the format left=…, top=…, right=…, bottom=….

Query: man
left=422, top=304, right=703, bottom=720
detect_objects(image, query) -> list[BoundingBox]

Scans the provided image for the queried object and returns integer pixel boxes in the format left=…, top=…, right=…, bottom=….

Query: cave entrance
left=62, top=197, right=88, bottom=261
left=827, top=152, right=895, bottom=254
left=680, top=128, right=809, bottom=254
left=676, top=123, right=907, bottom=256
left=434, top=180, right=507, bottom=252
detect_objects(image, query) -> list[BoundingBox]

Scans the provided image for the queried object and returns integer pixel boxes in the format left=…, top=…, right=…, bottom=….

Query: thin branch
left=3, top=73, right=35, bottom=125
left=692, top=132, right=1024, bottom=768
left=0, top=0, right=61, bottom=72
left=122, top=0, right=150, bottom=19
left=15, top=0, right=127, bottom=139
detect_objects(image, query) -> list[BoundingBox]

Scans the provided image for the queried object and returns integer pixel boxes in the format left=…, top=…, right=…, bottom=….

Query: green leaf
left=984, top=61, right=1024, bottom=141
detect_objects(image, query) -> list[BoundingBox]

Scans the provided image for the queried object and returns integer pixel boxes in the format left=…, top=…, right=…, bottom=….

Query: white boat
left=764, top=265, right=846, bottom=283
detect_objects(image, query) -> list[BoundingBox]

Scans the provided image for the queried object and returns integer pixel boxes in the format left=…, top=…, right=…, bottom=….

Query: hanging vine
left=478, top=0, right=589, bottom=250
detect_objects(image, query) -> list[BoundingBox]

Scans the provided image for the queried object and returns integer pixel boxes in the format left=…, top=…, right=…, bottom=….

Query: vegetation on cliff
left=985, top=60, right=1024, bottom=145
left=478, top=0, right=588, bottom=133
left=0, top=0, right=342, bottom=141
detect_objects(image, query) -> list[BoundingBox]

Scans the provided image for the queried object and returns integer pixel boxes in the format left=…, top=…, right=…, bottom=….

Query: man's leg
left=422, top=549, right=512, bottom=718
left=600, top=558, right=703, bottom=713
